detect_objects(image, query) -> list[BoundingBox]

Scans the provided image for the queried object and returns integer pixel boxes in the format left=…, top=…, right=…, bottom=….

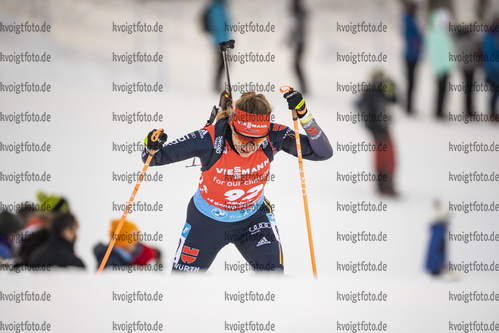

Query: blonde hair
left=216, top=92, right=272, bottom=121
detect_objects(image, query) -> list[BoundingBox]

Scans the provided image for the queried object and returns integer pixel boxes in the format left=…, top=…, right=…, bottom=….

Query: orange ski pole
left=97, top=129, right=164, bottom=275
left=280, top=86, right=318, bottom=278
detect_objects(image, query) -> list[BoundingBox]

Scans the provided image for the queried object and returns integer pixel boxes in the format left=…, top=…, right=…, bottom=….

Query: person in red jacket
left=94, top=219, right=161, bottom=269
left=143, top=90, right=332, bottom=273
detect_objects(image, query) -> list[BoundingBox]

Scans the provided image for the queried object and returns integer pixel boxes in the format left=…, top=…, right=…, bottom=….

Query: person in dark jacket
left=357, top=69, right=398, bottom=196
left=15, top=215, right=52, bottom=265
left=454, top=22, right=480, bottom=117
left=28, top=212, right=85, bottom=269
left=15, top=191, right=70, bottom=265
left=289, top=0, right=308, bottom=94
left=402, top=0, right=422, bottom=114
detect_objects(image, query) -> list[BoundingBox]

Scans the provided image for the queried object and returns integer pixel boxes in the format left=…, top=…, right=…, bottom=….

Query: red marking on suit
left=181, top=246, right=199, bottom=264
left=273, top=124, right=286, bottom=131
left=307, top=127, right=318, bottom=136
left=200, top=125, right=271, bottom=211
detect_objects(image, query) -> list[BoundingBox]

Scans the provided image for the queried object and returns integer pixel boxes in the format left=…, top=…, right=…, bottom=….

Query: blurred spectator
left=14, top=191, right=70, bottom=264
left=402, top=0, right=423, bottom=114
left=201, top=0, right=230, bottom=92
left=357, top=69, right=398, bottom=196
left=0, top=211, right=23, bottom=260
left=131, top=242, right=162, bottom=266
left=482, top=16, right=499, bottom=118
left=425, top=8, right=454, bottom=119
left=425, top=199, right=449, bottom=276
left=427, top=0, right=454, bottom=19
left=289, top=0, right=308, bottom=94
left=478, top=0, right=487, bottom=21
left=36, top=190, right=70, bottom=213
left=16, top=202, right=38, bottom=227
left=94, top=219, right=161, bottom=270
left=454, top=20, right=481, bottom=117
left=28, top=212, right=85, bottom=269
left=477, top=0, right=497, bottom=22
left=14, top=214, right=51, bottom=264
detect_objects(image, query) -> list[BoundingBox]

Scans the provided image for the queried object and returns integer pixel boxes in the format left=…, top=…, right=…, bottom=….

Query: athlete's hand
left=283, top=89, right=307, bottom=118
left=144, top=129, right=167, bottom=151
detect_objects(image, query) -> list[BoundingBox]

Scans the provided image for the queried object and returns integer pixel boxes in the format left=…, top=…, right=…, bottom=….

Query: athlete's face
left=231, top=126, right=266, bottom=158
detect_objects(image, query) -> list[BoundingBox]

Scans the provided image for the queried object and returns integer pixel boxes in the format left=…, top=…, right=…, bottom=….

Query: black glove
left=283, top=90, right=307, bottom=118
left=144, top=129, right=167, bottom=150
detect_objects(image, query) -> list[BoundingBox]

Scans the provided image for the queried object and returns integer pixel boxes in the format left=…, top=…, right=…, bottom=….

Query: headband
left=231, top=107, right=270, bottom=137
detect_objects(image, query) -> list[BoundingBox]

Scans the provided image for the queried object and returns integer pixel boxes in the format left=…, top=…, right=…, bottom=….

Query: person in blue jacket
left=202, top=0, right=231, bottom=92
left=425, top=200, right=449, bottom=276
left=402, top=0, right=423, bottom=115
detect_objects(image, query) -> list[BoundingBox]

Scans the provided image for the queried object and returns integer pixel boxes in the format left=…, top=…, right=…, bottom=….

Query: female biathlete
left=142, top=90, right=332, bottom=273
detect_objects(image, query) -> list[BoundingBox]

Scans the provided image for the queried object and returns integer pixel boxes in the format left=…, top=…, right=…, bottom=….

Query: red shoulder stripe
left=206, top=124, right=216, bottom=145
left=272, top=123, right=286, bottom=131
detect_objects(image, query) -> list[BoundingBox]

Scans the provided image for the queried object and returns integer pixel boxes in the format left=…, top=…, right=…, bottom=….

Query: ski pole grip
left=280, top=86, right=296, bottom=114
left=151, top=128, right=164, bottom=142
left=219, top=39, right=235, bottom=52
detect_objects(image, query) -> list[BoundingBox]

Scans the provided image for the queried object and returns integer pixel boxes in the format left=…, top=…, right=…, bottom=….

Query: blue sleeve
left=270, top=119, right=333, bottom=161
left=142, top=129, right=214, bottom=166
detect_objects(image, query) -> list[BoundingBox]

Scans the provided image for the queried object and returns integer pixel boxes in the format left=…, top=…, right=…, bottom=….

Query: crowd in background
left=0, top=191, right=161, bottom=272
left=401, top=0, right=499, bottom=120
